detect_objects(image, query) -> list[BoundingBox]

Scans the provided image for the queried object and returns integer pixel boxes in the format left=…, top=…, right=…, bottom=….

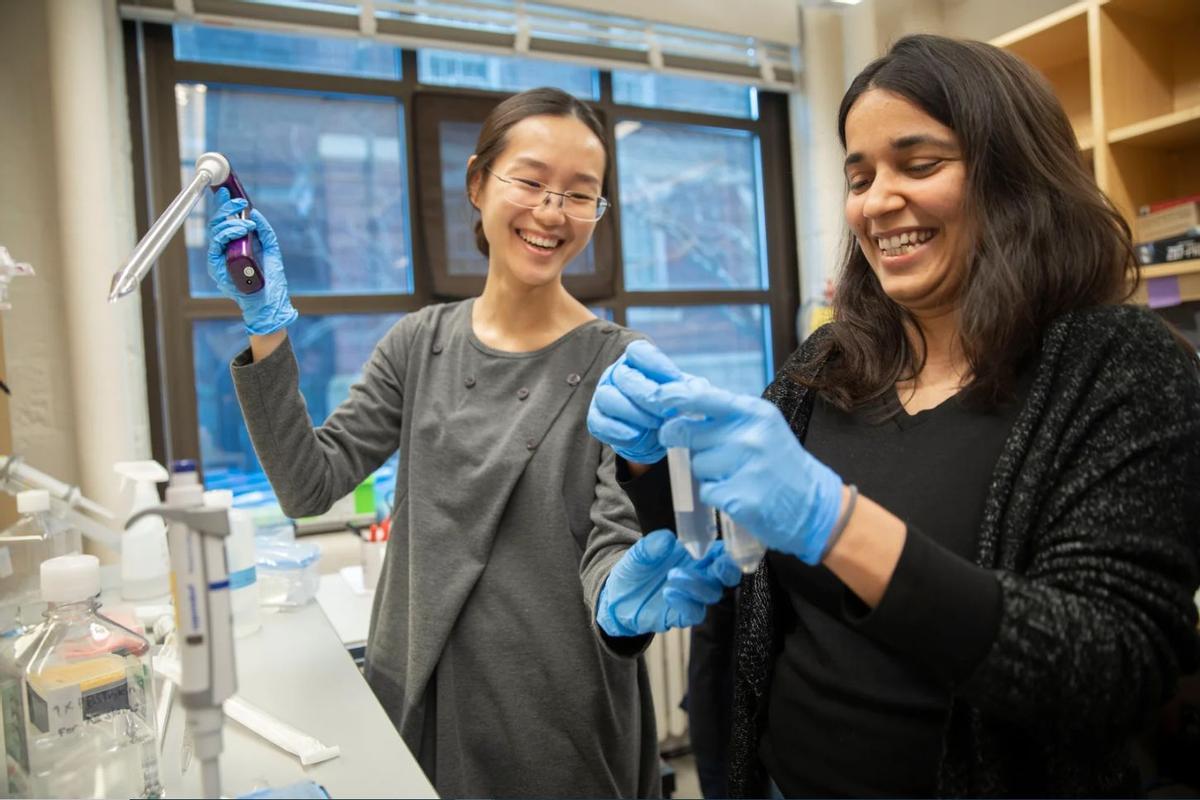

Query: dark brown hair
left=466, top=87, right=609, bottom=257
left=806, top=34, right=1136, bottom=411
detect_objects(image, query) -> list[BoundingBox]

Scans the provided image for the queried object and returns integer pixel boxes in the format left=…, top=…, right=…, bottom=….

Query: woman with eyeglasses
left=588, top=35, right=1200, bottom=798
left=204, top=87, right=740, bottom=798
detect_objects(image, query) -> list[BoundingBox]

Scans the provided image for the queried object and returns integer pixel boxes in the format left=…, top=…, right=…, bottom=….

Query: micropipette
left=126, top=460, right=236, bottom=799
left=666, top=446, right=717, bottom=559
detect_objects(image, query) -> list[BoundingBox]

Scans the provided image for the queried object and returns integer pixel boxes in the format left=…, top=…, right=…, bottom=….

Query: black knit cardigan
left=728, top=305, right=1200, bottom=798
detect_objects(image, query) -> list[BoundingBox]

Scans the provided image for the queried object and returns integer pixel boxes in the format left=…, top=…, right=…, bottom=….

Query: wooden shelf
left=1140, top=259, right=1200, bottom=279
left=993, top=6, right=1093, bottom=149
left=1108, top=106, right=1200, bottom=149
left=995, top=1, right=1200, bottom=308
left=1102, top=0, right=1199, bottom=24
left=991, top=2, right=1089, bottom=70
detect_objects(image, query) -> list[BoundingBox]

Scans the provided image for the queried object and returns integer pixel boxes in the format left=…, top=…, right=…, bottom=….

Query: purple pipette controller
left=211, top=171, right=265, bottom=294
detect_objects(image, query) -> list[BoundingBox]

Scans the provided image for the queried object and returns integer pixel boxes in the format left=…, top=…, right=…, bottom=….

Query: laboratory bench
left=309, top=540, right=686, bottom=799
left=138, top=591, right=435, bottom=798
left=316, top=567, right=372, bottom=664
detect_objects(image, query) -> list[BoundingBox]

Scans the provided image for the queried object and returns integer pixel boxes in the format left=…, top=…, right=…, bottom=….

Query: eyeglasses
left=485, top=167, right=610, bottom=222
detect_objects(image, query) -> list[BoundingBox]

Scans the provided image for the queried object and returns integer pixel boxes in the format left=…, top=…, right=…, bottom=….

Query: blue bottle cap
left=170, top=459, right=198, bottom=474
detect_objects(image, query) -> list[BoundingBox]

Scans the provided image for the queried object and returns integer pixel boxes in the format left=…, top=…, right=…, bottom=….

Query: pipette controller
left=211, top=170, right=265, bottom=294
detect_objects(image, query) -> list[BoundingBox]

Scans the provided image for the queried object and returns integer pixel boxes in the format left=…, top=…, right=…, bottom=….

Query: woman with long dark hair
left=205, top=87, right=739, bottom=797
left=588, top=34, right=1200, bottom=797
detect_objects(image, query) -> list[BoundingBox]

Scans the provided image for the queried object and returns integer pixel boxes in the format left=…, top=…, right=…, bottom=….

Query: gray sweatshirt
left=230, top=299, right=660, bottom=798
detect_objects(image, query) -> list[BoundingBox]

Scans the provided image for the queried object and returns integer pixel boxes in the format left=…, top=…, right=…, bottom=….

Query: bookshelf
left=992, top=2, right=1094, bottom=150
left=991, top=0, right=1200, bottom=309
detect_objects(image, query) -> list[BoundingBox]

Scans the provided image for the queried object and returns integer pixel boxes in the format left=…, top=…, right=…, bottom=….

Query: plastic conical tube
left=718, top=510, right=767, bottom=573
left=666, top=447, right=716, bottom=559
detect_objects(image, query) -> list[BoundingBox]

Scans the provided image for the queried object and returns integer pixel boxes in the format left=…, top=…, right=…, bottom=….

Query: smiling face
left=469, top=114, right=606, bottom=289
left=843, top=89, right=972, bottom=315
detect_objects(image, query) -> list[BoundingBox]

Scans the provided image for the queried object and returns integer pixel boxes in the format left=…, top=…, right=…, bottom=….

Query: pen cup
left=361, top=539, right=387, bottom=591
left=718, top=510, right=767, bottom=574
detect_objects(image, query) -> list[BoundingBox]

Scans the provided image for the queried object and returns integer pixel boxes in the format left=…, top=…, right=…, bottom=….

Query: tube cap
left=17, top=489, right=50, bottom=514
left=170, top=459, right=200, bottom=487
left=41, top=554, right=101, bottom=603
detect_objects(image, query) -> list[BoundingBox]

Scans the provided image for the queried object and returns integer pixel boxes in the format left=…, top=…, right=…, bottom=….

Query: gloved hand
left=587, top=340, right=685, bottom=464
left=597, top=530, right=742, bottom=637
left=658, top=381, right=847, bottom=565
left=207, top=188, right=298, bottom=336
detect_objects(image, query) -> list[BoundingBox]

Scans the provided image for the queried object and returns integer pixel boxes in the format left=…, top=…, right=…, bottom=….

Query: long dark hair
left=806, top=34, right=1135, bottom=411
left=466, top=87, right=609, bottom=257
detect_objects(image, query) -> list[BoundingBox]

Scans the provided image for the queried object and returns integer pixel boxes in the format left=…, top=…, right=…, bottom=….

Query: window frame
left=125, top=20, right=799, bottom=470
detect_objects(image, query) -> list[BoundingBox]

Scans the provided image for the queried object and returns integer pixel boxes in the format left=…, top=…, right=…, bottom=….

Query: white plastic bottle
left=203, top=490, right=260, bottom=637
left=114, top=461, right=172, bottom=602
left=13, top=554, right=162, bottom=798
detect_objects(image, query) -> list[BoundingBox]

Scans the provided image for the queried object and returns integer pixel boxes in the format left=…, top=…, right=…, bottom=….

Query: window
left=131, top=22, right=798, bottom=507
left=176, top=84, right=414, bottom=296
left=616, top=122, right=767, bottom=291
left=193, top=314, right=400, bottom=497
left=627, top=305, right=772, bottom=394
left=417, top=49, right=598, bottom=97
left=174, top=24, right=403, bottom=79
left=413, top=94, right=611, bottom=299
left=612, top=71, right=757, bottom=119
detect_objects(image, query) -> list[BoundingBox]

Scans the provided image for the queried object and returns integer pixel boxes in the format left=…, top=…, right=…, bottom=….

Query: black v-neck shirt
left=760, top=387, right=1024, bottom=798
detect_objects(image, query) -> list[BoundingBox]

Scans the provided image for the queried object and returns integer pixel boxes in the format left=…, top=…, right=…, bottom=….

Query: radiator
left=645, top=626, right=690, bottom=748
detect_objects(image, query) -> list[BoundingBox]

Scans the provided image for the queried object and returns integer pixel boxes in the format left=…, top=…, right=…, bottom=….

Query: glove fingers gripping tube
left=211, top=171, right=265, bottom=294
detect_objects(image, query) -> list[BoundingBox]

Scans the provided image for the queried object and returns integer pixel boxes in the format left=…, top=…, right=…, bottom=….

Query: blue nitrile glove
left=206, top=188, right=298, bottom=336
left=597, top=530, right=742, bottom=637
left=587, top=340, right=685, bottom=464
left=657, top=381, right=846, bottom=565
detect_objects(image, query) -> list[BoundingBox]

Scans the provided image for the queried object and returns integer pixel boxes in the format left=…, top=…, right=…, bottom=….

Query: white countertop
left=315, top=569, right=374, bottom=650
left=155, top=600, right=435, bottom=799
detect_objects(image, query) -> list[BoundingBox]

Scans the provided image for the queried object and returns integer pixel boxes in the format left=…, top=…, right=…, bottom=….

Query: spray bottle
left=114, top=462, right=172, bottom=602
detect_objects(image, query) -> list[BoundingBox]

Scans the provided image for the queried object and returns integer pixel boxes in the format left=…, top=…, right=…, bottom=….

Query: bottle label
left=26, top=655, right=131, bottom=734
left=1, top=676, right=30, bottom=777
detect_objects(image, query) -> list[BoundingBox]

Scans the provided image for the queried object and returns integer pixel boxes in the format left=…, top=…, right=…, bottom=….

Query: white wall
left=0, top=0, right=149, bottom=547
left=0, top=0, right=79, bottom=485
